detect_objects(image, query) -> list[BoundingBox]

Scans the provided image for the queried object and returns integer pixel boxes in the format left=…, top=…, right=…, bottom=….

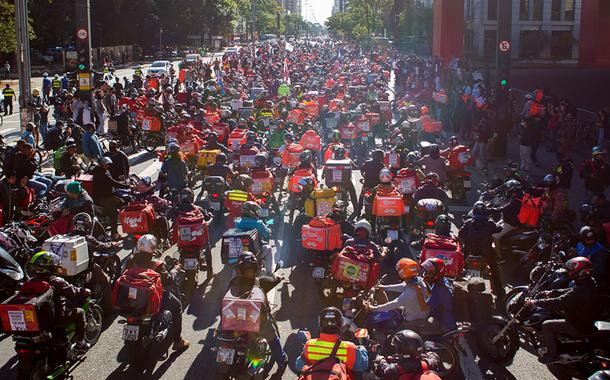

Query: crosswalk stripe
left=138, top=160, right=162, bottom=179
left=1, top=127, right=18, bottom=136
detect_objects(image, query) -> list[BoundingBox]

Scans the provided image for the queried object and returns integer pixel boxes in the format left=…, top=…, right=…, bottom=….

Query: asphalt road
left=0, top=61, right=565, bottom=380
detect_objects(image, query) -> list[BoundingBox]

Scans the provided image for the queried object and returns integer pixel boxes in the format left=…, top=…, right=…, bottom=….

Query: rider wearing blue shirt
left=421, top=258, right=456, bottom=335
left=234, top=201, right=273, bottom=274
left=576, top=226, right=608, bottom=284
left=160, top=143, right=188, bottom=191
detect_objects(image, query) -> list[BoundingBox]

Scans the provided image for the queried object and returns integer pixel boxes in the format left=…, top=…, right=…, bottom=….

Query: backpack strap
left=302, top=339, right=343, bottom=375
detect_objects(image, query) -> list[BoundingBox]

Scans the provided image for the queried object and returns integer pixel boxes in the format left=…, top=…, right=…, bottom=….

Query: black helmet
left=372, top=149, right=384, bottom=162
left=390, top=330, right=424, bottom=358
left=299, top=150, right=312, bottom=165
left=319, top=306, right=343, bottom=334
left=235, top=174, right=253, bottom=191
left=241, top=201, right=262, bottom=218
left=542, top=174, right=558, bottom=188
left=472, top=201, right=487, bottom=217
left=449, top=135, right=459, bottom=146
left=237, top=251, right=258, bottom=273
left=72, top=213, right=93, bottom=235
left=254, top=152, right=268, bottom=168
left=179, top=188, right=195, bottom=204
left=434, top=214, right=451, bottom=236
left=333, top=147, right=347, bottom=160
left=216, top=152, right=227, bottom=164
left=429, top=144, right=439, bottom=155
left=406, top=152, right=417, bottom=164
left=580, top=203, right=597, bottom=223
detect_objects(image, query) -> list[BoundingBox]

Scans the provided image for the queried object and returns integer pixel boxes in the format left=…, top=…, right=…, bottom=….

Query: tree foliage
left=0, top=0, right=35, bottom=54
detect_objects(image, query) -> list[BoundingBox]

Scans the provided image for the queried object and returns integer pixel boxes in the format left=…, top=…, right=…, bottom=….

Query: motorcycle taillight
left=469, top=259, right=480, bottom=269
left=260, top=197, right=267, bottom=203
left=212, top=193, right=219, bottom=198
left=425, top=220, right=435, bottom=227
left=127, top=317, right=139, bottom=324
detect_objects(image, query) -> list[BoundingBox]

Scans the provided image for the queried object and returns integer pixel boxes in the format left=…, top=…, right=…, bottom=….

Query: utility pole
left=159, top=27, right=163, bottom=52
left=493, top=0, right=512, bottom=157
left=252, top=0, right=257, bottom=42
left=75, top=0, right=93, bottom=103
left=15, top=0, right=32, bottom=132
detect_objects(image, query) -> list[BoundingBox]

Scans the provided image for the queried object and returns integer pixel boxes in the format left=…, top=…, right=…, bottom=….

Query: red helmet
left=421, top=258, right=446, bottom=282
left=565, top=257, right=593, bottom=280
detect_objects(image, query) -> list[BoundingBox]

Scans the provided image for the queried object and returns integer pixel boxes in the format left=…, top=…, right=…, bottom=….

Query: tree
left=0, top=0, right=35, bottom=54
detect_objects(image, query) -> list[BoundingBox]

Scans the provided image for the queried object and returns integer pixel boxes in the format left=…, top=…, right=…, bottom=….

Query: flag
left=283, top=57, right=290, bottom=83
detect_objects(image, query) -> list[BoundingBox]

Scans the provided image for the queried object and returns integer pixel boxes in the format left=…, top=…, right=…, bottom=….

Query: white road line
left=127, top=149, right=151, bottom=162
left=138, top=160, right=162, bottom=178
left=1, top=127, right=18, bottom=135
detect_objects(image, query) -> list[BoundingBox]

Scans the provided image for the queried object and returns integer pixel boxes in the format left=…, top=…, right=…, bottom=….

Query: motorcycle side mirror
left=379, top=274, right=388, bottom=284
left=558, top=250, right=566, bottom=259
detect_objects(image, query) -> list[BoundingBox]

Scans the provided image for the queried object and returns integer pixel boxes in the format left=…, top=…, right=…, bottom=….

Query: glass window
left=533, top=0, right=543, bottom=20
left=520, top=30, right=543, bottom=59
left=487, top=0, right=497, bottom=21
left=520, top=0, right=530, bottom=20
left=551, top=0, right=561, bottom=21
left=565, top=0, right=575, bottom=21
left=551, top=31, right=572, bottom=59
left=483, top=30, right=497, bottom=59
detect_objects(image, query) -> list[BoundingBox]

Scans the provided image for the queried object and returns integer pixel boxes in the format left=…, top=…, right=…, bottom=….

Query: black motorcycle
left=0, top=247, right=24, bottom=301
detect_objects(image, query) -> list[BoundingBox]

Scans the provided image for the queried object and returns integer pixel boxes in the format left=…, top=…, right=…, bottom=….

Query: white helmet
left=136, top=234, right=157, bottom=254
left=379, top=168, right=393, bottom=184
left=354, top=219, right=372, bottom=235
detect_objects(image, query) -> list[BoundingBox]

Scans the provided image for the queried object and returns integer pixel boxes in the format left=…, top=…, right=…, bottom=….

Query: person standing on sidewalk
left=2, top=84, right=15, bottom=115
left=579, top=146, right=610, bottom=198
left=518, top=118, right=536, bottom=172
left=3, top=62, right=10, bottom=80
left=595, top=109, right=609, bottom=149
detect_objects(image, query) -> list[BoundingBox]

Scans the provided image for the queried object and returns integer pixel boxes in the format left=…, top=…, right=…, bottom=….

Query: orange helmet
left=396, top=258, right=419, bottom=280
left=420, top=106, right=429, bottom=115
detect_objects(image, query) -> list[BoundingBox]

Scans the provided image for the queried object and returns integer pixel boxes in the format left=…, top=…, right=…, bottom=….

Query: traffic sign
left=77, top=28, right=88, bottom=40
left=78, top=73, right=91, bottom=90
left=499, top=40, right=511, bottom=52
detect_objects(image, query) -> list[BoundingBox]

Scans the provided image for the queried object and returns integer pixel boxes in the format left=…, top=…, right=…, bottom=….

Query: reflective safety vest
left=227, top=190, right=249, bottom=203
left=135, top=68, right=143, bottom=77
left=303, top=333, right=356, bottom=369
left=52, top=79, right=61, bottom=89
left=2, top=88, right=15, bottom=99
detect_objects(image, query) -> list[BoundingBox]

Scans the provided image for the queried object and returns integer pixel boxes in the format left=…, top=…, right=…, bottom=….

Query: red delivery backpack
left=112, top=267, right=163, bottom=317
left=518, top=194, right=543, bottom=227
left=331, top=246, right=380, bottom=289
left=119, top=201, right=156, bottom=234
left=419, top=234, right=464, bottom=278
left=300, top=130, right=322, bottom=151
left=282, top=143, right=305, bottom=168
left=301, top=217, right=343, bottom=251
left=173, top=210, right=208, bottom=248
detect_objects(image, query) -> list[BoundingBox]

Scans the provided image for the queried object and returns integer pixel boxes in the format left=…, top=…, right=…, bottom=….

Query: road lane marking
left=138, top=160, right=162, bottom=178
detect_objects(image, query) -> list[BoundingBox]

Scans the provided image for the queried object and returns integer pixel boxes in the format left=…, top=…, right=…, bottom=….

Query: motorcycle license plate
left=387, top=230, right=399, bottom=241
left=362, top=136, right=368, bottom=142
left=260, top=208, right=269, bottom=218
left=332, top=170, right=342, bottom=182
left=184, top=258, right=198, bottom=270
left=463, top=180, right=472, bottom=189
left=216, top=347, right=235, bottom=364
left=210, top=201, right=220, bottom=211
left=424, top=229, right=435, bottom=236
left=122, top=325, right=139, bottom=341
left=312, top=267, right=325, bottom=279
left=467, top=269, right=481, bottom=278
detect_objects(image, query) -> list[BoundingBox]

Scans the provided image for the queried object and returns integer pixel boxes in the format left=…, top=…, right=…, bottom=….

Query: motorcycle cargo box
left=42, top=235, right=89, bottom=277
left=204, top=176, right=227, bottom=196
left=251, top=174, right=274, bottom=196
left=221, top=228, right=261, bottom=265
left=175, top=213, right=208, bottom=248
left=323, top=159, right=352, bottom=185
left=420, top=234, right=464, bottom=278
left=141, top=115, right=162, bottom=132
left=394, top=175, right=418, bottom=195
left=73, top=174, right=94, bottom=195
left=0, top=282, right=55, bottom=332
left=119, top=201, right=156, bottom=234
left=288, top=169, right=315, bottom=193
left=372, top=195, right=405, bottom=217
left=112, top=268, right=163, bottom=317
left=331, top=251, right=378, bottom=289
left=238, top=147, right=259, bottom=168
left=197, top=149, right=221, bottom=168
left=221, top=285, right=265, bottom=333
left=304, top=188, right=336, bottom=217
left=301, top=218, right=342, bottom=251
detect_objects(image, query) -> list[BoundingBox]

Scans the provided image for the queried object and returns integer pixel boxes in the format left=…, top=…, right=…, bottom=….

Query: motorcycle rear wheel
left=428, top=340, right=459, bottom=378
left=477, top=322, right=519, bottom=366
left=16, top=354, right=47, bottom=380
left=104, top=255, right=122, bottom=284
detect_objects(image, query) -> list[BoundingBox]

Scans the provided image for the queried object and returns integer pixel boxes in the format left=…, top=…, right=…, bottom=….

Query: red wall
left=579, top=0, right=610, bottom=67
left=432, top=0, right=464, bottom=62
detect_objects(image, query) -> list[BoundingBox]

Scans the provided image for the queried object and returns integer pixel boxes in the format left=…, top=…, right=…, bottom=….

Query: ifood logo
left=124, top=216, right=143, bottom=227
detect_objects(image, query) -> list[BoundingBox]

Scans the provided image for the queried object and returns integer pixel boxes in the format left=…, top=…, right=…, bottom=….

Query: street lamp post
left=160, top=27, right=163, bottom=53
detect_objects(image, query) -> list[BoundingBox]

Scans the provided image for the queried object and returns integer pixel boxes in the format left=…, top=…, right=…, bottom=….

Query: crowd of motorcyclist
left=0, top=37, right=608, bottom=380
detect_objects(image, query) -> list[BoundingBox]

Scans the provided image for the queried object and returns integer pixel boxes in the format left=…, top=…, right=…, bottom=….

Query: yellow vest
left=227, top=190, right=248, bottom=202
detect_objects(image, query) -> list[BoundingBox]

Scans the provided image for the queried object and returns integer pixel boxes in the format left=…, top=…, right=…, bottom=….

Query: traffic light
left=77, top=47, right=90, bottom=72
left=74, top=0, right=92, bottom=100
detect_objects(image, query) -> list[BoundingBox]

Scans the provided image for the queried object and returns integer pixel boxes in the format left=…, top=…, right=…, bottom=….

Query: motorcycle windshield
left=0, top=247, right=24, bottom=281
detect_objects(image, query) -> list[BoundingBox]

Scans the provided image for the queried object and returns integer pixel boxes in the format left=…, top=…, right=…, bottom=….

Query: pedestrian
left=51, top=74, right=61, bottom=98
left=595, top=109, right=609, bottom=149
left=82, top=123, right=104, bottom=162
left=3, top=62, right=10, bottom=80
left=579, top=146, right=610, bottom=198
left=2, top=83, right=15, bottom=116
left=42, top=73, right=51, bottom=102
left=93, top=90, right=108, bottom=134
left=518, top=118, right=535, bottom=172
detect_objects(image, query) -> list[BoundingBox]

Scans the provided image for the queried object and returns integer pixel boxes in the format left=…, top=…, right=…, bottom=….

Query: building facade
left=332, top=0, right=347, bottom=15
left=466, top=0, right=581, bottom=62
left=281, top=0, right=302, bottom=15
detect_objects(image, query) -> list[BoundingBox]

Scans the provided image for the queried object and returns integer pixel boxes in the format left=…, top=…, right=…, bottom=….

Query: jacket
left=543, top=188, right=568, bottom=222
left=458, top=217, right=502, bottom=257
left=91, top=165, right=129, bottom=200
left=60, top=151, right=81, bottom=177
left=82, top=131, right=104, bottom=160
left=30, top=275, right=88, bottom=317
left=234, top=217, right=270, bottom=242
left=14, top=152, right=37, bottom=180
left=372, top=278, right=430, bottom=322
left=374, top=351, right=441, bottom=380
left=344, top=237, right=382, bottom=258
left=296, top=332, right=368, bottom=372
left=360, top=159, right=386, bottom=189
left=427, top=279, right=456, bottom=331
left=417, top=156, right=447, bottom=183
left=60, top=191, right=95, bottom=216
left=576, top=242, right=608, bottom=282
left=499, top=196, right=522, bottom=226
left=160, top=156, right=188, bottom=190
left=580, top=158, right=610, bottom=193
left=535, top=277, right=599, bottom=332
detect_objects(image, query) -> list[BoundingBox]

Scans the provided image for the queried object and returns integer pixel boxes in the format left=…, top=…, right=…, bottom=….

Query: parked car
left=184, top=54, right=201, bottom=65
left=147, top=60, right=172, bottom=77
left=31, top=49, right=55, bottom=65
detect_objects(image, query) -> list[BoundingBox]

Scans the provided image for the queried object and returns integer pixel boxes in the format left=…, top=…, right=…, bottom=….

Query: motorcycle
left=412, top=198, right=445, bottom=237
left=203, top=176, right=227, bottom=219
left=447, top=169, right=472, bottom=202
left=213, top=331, right=272, bottom=380
left=118, top=307, right=173, bottom=365
left=0, top=247, right=24, bottom=301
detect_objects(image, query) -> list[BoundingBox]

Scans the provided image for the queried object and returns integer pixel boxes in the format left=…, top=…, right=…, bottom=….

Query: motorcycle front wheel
left=477, top=322, right=519, bottom=366
left=85, top=303, right=104, bottom=345
left=104, top=255, right=122, bottom=284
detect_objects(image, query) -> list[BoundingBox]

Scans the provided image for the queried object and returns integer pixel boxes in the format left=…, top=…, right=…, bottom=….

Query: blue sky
left=302, top=0, right=333, bottom=24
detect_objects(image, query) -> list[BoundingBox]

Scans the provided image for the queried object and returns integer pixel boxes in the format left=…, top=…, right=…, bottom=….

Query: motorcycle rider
left=289, top=150, right=317, bottom=180
left=579, top=146, right=610, bottom=197
left=417, top=145, right=447, bottom=185
left=491, top=179, right=524, bottom=259
left=344, top=219, right=387, bottom=261
left=92, top=156, right=130, bottom=240
left=541, top=174, right=568, bottom=230
left=28, top=251, right=91, bottom=351
left=296, top=307, right=369, bottom=375
left=324, top=146, right=360, bottom=217
left=228, top=252, right=287, bottom=378
left=203, top=131, right=230, bottom=154
left=60, top=181, right=95, bottom=218
left=410, top=214, right=452, bottom=250
left=326, top=201, right=355, bottom=238
left=207, top=152, right=235, bottom=180
left=554, top=152, right=574, bottom=190
left=126, top=235, right=190, bottom=351
left=234, top=201, right=273, bottom=275
left=59, top=139, right=82, bottom=178
left=459, top=201, right=505, bottom=299
left=364, top=258, right=430, bottom=331
left=374, top=330, right=441, bottom=380
left=160, top=143, right=188, bottom=191
left=575, top=226, right=608, bottom=285
left=525, top=257, right=599, bottom=364
left=225, top=174, right=257, bottom=228
left=421, top=258, right=457, bottom=335
left=412, top=173, right=449, bottom=205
